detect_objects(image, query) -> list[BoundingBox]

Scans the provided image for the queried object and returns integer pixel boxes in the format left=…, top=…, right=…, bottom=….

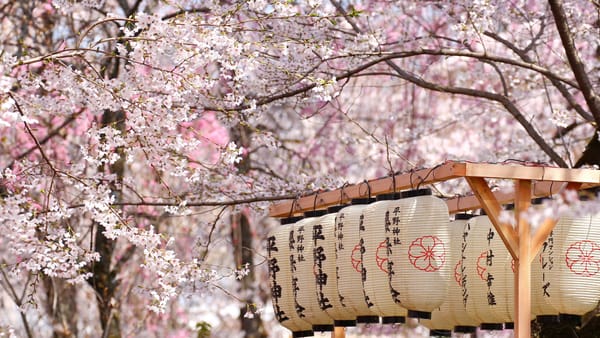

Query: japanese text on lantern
left=486, top=227, right=496, bottom=306
left=335, top=212, right=346, bottom=306
left=384, top=207, right=401, bottom=303
left=296, top=226, right=305, bottom=262
left=289, top=229, right=306, bottom=317
left=267, top=236, right=289, bottom=322
left=358, top=213, right=373, bottom=307
left=541, top=231, right=554, bottom=297
left=313, top=224, right=332, bottom=310
left=336, top=212, right=345, bottom=251
left=461, top=222, right=470, bottom=306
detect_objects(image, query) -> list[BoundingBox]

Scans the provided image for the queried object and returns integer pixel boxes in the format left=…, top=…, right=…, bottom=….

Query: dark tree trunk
left=43, top=278, right=78, bottom=338
left=232, top=212, right=267, bottom=338
left=86, top=109, right=126, bottom=338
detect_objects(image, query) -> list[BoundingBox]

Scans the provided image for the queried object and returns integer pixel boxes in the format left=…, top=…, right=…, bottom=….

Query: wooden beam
left=269, top=162, right=600, bottom=217
left=268, top=161, right=466, bottom=217
left=465, top=177, right=519, bottom=259
left=514, top=179, right=532, bottom=338
left=464, top=162, right=600, bottom=183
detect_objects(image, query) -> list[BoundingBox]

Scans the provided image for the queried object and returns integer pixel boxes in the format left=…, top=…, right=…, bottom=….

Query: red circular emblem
left=566, top=240, right=600, bottom=277
left=375, top=240, right=389, bottom=273
left=454, top=260, right=462, bottom=286
left=408, top=236, right=446, bottom=272
left=476, top=251, right=488, bottom=281
left=351, top=243, right=362, bottom=273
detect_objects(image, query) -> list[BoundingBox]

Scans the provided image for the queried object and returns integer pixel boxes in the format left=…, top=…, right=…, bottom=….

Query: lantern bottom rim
left=480, top=323, right=503, bottom=331
left=356, top=315, right=379, bottom=324
left=407, top=310, right=431, bottom=319
left=536, top=315, right=560, bottom=324
left=381, top=316, right=405, bottom=324
left=334, top=319, right=356, bottom=327
left=292, top=330, right=314, bottom=338
left=312, top=324, right=334, bottom=332
left=454, top=325, right=477, bottom=333
left=559, top=313, right=582, bottom=327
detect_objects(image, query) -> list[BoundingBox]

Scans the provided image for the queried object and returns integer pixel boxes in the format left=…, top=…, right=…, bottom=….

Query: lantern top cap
left=304, top=210, right=327, bottom=217
left=280, top=216, right=303, bottom=224
left=351, top=197, right=375, bottom=205
left=401, top=188, right=432, bottom=198
left=376, top=192, right=401, bottom=201
left=454, top=213, right=474, bottom=220
left=327, top=205, right=347, bottom=213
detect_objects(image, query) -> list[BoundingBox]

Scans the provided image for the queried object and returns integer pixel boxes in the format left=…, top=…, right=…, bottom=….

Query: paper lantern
left=292, top=210, right=334, bottom=331
left=335, top=198, right=380, bottom=324
left=360, top=193, right=407, bottom=324
left=547, top=200, right=600, bottom=326
left=429, top=214, right=479, bottom=334
left=388, top=189, right=451, bottom=319
left=528, top=199, right=560, bottom=323
left=267, top=217, right=314, bottom=337
left=463, top=215, right=513, bottom=331
left=312, top=205, right=357, bottom=327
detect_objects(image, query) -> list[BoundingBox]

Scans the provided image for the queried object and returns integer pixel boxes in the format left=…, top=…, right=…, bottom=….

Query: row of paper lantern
left=266, top=189, right=600, bottom=337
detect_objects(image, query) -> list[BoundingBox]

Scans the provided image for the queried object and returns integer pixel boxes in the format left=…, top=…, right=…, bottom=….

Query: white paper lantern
left=463, top=215, right=513, bottom=331
left=292, top=210, right=334, bottom=332
left=361, top=193, right=407, bottom=324
left=388, top=189, right=451, bottom=319
left=436, top=214, right=479, bottom=334
left=267, top=217, right=314, bottom=337
left=528, top=199, right=560, bottom=323
left=312, top=205, right=357, bottom=327
left=547, top=200, right=600, bottom=326
left=335, top=198, right=380, bottom=324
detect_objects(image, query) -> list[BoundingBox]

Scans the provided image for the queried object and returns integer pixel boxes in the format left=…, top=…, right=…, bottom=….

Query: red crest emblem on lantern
left=351, top=243, right=362, bottom=273
left=375, top=240, right=389, bottom=273
left=454, top=260, right=462, bottom=286
left=408, top=235, right=446, bottom=272
left=476, top=251, right=488, bottom=281
left=565, top=240, right=600, bottom=277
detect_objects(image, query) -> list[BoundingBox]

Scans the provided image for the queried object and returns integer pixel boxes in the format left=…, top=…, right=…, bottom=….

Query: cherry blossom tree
left=1, top=0, right=600, bottom=337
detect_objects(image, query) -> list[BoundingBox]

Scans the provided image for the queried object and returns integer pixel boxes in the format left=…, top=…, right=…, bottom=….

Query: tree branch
left=549, top=0, right=600, bottom=124
left=380, top=63, right=569, bottom=167
left=485, top=29, right=594, bottom=122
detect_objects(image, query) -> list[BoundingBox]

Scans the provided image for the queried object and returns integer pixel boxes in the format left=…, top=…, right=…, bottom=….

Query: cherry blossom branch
left=549, top=0, right=600, bottom=125
left=4, top=109, right=83, bottom=171
left=64, top=194, right=297, bottom=211
left=0, top=266, right=33, bottom=338
left=484, top=30, right=594, bottom=122
left=331, top=1, right=568, bottom=168
left=362, top=67, right=569, bottom=167
left=7, top=93, right=57, bottom=174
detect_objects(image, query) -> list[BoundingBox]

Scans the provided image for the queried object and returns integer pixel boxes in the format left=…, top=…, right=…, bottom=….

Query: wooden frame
left=268, top=161, right=600, bottom=338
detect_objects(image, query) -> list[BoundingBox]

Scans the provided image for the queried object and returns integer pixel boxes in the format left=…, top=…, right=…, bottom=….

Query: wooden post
left=331, top=327, right=345, bottom=338
left=514, top=180, right=532, bottom=338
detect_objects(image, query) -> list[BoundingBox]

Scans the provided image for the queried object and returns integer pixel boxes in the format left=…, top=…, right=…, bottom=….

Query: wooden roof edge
left=268, top=161, right=465, bottom=217
left=463, top=162, right=600, bottom=183
left=268, top=161, right=600, bottom=217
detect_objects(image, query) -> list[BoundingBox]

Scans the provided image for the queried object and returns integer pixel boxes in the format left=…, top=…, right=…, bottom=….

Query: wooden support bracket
left=465, top=177, right=519, bottom=259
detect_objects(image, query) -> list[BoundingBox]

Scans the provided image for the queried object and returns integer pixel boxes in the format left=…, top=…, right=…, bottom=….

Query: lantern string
left=362, top=179, right=372, bottom=199
left=288, top=195, right=299, bottom=217
left=339, top=182, right=349, bottom=205
left=313, top=191, right=319, bottom=211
